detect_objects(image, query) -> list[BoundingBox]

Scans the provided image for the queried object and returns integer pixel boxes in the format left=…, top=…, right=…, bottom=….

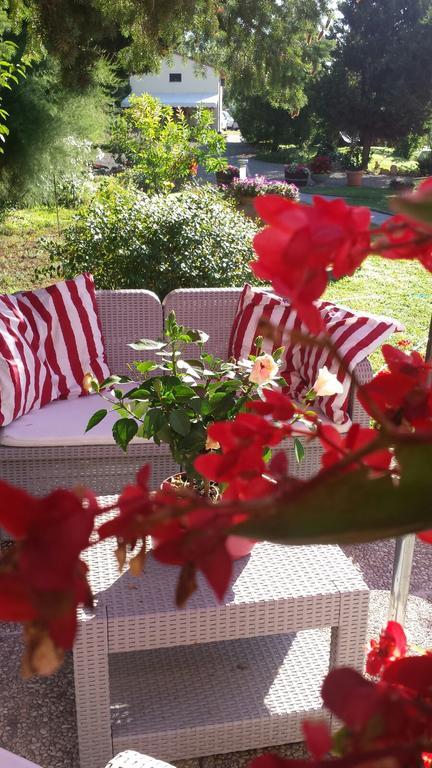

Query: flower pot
left=237, top=194, right=258, bottom=219
left=346, top=170, right=363, bottom=187
left=284, top=173, right=307, bottom=187
left=215, top=170, right=239, bottom=187
left=157, top=473, right=255, bottom=560
left=311, top=172, right=330, bottom=184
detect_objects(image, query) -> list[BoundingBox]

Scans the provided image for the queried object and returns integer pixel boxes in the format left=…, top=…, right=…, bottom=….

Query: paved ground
left=1, top=536, right=432, bottom=768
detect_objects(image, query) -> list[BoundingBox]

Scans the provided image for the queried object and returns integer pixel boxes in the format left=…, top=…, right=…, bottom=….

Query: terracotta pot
left=157, top=473, right=255, bottom=560
left=284, top=173, right=307, bottom=187
left=346, top=170, right=363, bottom=187
left=311, top=172, right=330, bottom=184
left=236, top=194, right=258, bottom=219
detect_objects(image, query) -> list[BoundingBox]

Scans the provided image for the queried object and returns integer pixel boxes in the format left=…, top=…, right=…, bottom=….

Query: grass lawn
left=309, top=185, right=393, bottom=213
left=325, top=256, right=432, bottom=371
left=256, top=144, right=421, bottom=175
left=0, top=207, right=74, bottom=294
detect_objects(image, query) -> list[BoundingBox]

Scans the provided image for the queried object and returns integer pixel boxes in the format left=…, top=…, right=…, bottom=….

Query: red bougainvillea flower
left=318, top=423, right=392, bottom=473
left=0, top=480, right=95, bottom=672
left=301, top=720, right=332, bottom=760
left=152, top=497, right=234, bottom=604
left=247, top=388, right=296, bottom=421
left=358, top=347, right=432, bottom=429
left=375, top=215, right=432, bottom=270
left=366, top=621, right=407, bottom=677
left=418, top=529, right=432, bottom=544
left=382, top=343, right=432, bottom=385
left=195, top=412, right=286, bottom=485
left=97, top=466, right=154, bottom=574
left=251, top=195, right=371, bottom=332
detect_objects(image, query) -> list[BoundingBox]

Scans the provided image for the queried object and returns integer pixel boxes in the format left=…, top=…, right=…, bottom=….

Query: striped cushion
left=0, top=273, right=110, bottom=427
left=228, top=284, right=403, bottom=428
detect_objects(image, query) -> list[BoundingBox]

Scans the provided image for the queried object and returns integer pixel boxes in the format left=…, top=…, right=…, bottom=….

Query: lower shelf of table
left=109, top=629, right=331, bottom=761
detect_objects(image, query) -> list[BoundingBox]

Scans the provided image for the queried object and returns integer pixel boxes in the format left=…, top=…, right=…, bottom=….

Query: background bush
left=42, top=181, right=259, bottom=297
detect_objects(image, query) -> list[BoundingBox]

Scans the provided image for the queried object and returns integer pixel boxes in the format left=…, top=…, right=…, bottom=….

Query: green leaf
left=101, top=374, right=132, bottom=388
left=169, top=409, right=191, bottom=436
left=134, top=361, right=159, bottom=374
left=85, top=409, right=107, bottom=432
left=235, top=442, right=432, bottom=545
left=294, top=437, right=305, bottom=463
left=185, top=329, right=209, bottom=344
left=143, top=408, right=167, bottom=436
left=112, top=418, right=138, bottom=452
left=129, top=339, right=167, bottom=351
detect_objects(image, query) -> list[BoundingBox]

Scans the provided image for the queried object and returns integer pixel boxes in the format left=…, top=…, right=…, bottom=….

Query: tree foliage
left=317, top=0, right=432, bottom=167
left=0, top=56, right=114, bottom=205
left=234, top=94, right=315, bottom=150
left=5, top=0, right=332, bottom=110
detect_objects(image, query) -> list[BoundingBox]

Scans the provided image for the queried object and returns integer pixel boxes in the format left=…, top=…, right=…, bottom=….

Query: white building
left=121, top=54, right=224, bottom=131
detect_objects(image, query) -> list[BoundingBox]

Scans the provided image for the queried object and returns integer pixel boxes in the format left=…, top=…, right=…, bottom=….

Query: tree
left=4, top=0, right=332, bottom=111
left=183, top=0, right=333, bottom=111
left=317, top=0, right=432, bottom=168
left=0, top=56, right=115, bottom=205
left=234, top=94, right=315, bottom=150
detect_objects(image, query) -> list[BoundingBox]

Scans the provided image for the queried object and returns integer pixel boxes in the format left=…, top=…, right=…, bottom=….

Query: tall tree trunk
left=360, top=134, right=373, bottom=170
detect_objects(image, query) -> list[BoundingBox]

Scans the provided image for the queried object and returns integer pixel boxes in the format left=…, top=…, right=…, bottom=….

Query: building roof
left=121, top=92, right=219, bottom=109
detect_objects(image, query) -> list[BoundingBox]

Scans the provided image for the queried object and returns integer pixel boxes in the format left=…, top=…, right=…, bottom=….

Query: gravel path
left=1, top=538, right=431, bottom=768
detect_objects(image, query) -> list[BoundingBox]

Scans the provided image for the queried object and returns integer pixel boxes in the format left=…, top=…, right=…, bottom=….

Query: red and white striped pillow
left=0, top=273, right=110, bottom=427
left=228, top=285, right=403, bottom=428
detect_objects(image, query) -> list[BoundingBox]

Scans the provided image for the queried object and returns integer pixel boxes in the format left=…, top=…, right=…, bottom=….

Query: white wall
left=130, top=54, right=220, bottom=97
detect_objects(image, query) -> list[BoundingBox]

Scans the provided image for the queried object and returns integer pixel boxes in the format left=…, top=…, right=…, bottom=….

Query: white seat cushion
left=0, top=391, right=149, bottom=447
left=0, top=391, right=350, bottom=448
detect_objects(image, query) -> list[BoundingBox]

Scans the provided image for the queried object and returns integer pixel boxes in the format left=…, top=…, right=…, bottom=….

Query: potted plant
left=342, top=146, right=364, bottom=187
left=215, top=164, right=240, bottom=186
left=225, top=176, right=300, bottom=218
left=86, top=310, right=285, bottom=558
left=284, top=163, right=309, bottom=187
left=309, top=154, right=332, bottom=183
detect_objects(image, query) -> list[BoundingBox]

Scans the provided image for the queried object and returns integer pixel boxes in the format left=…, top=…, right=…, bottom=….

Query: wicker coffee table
left=74, top=498, right=369, bottom=768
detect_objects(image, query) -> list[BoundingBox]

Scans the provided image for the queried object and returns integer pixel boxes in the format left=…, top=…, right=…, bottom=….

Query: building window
left=169, top=73, right=182, bottom=82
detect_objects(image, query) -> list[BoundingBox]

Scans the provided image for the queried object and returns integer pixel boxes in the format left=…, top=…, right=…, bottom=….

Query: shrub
left=108, top=94, right=227, bottom=194
left=225, top=176, right=300, bottom=200
left=284, top=163, right=309, bottom=178
left=309, top=154, right=332, bottom=174
left=42, top=182, right=259, bottom=297
left=418, top=152, right=432, bottom=176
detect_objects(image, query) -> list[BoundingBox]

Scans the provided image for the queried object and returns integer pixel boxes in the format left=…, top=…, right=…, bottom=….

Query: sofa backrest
left=97, top=289, right=163, bottom=374
left=163, top=287, right=242, bottom=359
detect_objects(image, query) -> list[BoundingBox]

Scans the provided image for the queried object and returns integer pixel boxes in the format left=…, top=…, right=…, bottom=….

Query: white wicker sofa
left=0, top=287, right=373, bottom=496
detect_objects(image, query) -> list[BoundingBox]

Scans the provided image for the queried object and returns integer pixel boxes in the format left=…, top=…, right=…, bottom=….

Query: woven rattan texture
left=74, top=503, right=369, bottom=768
left=163, top=288, right=242, bottom=360
left=104, top=754, right=176, bottom=768
left=109, top=630, right=331, bottom=760
left=82, top=529, right=366, bottom=653
left=98, top=290, right=164, bottom=373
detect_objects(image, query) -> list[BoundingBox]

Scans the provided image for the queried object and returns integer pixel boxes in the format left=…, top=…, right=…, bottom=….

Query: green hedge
left=43, top=182, right=259, bottom=297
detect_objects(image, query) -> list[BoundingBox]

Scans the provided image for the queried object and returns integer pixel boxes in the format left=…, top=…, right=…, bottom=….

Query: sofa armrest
left=349, top=357, right=374, bottom=427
